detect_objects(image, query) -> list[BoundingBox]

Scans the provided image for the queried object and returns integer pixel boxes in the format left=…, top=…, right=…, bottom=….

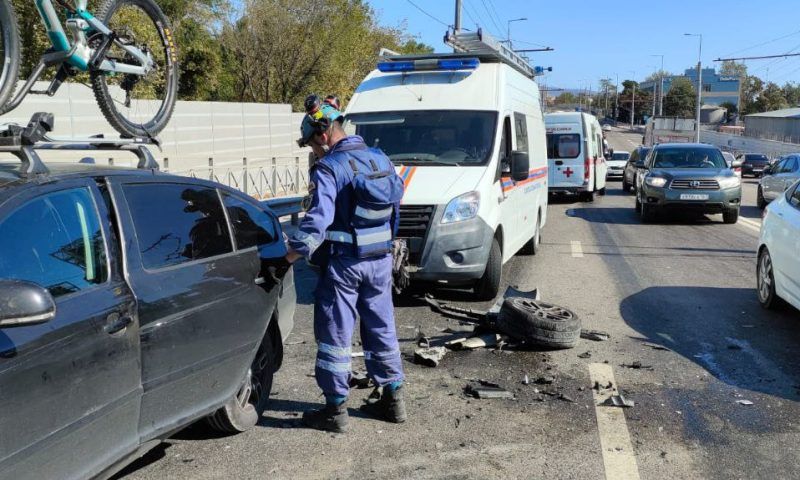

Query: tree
left=782, top=82, right=800, bottom=107
left=663, top=77, right=696, bottom=117
left=644, top=70, right=671, bottom=83
left=719, top=60, right=747, bottom=78
left=617, top=80, right=652, bottom=123
left=740, top=75, right=764, bottom=115
left=754, top=82, right=789, bottom=112
left=554, top=92, right=576, bottom=104
left=719, top=101, right=738, bottom=123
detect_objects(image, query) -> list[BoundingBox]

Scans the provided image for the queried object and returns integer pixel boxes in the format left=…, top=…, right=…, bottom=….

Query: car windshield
left=546, top=133, right=581, bottom=159
left=345, top=110, right=497, bottom=166
left=651, top=147, right=727, bottom=169
left=611, top=152, right=630, bottom=160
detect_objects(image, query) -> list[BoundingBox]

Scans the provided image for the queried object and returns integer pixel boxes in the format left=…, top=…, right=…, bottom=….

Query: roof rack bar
left=0, top=112, right=161, bottom=175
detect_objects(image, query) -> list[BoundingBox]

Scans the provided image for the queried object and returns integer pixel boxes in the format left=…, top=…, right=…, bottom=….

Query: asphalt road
left=118, top=129, right=800, bottom=480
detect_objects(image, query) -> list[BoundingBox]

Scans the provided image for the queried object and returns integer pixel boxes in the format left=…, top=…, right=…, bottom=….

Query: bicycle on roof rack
left=0, top=0, right=178, bottom=139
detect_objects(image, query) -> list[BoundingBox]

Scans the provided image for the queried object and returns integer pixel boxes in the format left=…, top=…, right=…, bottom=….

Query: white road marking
left=737, top=217, right=761, bottom=233
left=589, top=363, right=641, bottom=480
left=571, top=240, right=584, bottom=258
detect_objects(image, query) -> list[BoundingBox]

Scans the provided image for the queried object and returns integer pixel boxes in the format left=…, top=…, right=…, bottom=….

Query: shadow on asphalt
left=740, top=205, right=763, bottom=220
left=567, top=206, right=732, bottom=226
left=621, top=286, right=800, bottom=401
left=110, top=443, right=170, bottom=480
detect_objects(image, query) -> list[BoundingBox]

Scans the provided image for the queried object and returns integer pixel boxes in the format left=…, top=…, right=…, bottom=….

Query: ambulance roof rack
left=0, top=112, right=161, bottom=175
left=444, top=29, right=538, bottom=79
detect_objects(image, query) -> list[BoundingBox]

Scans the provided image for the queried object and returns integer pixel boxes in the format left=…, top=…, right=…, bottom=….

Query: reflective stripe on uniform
left=356, top=229, right=392, bottom=246
left=364, top=349, right=400, bottom=361
left=318, top=342, right=351, bottom=357
left=355, top=205, right=393, bottom=220
left=326, top=230, right=353, bottom=243
left=316, top=358, right=352, bottom=373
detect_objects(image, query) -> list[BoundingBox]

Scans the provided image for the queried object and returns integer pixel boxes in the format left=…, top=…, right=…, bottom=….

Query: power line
left=478, top=0, right=504, bottom=38
left=721, top=28, right=800, bottom=58
left=406, top=0, right=450, bottom=28
left=462, top=0, right=482, bottom=30
left=485, top=0, right=507, bottom=34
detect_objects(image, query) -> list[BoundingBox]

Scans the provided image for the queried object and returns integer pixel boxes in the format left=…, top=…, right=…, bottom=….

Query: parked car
left=757, top=179, right=800, bottom=311
left=622, top=146, right=651, bottom=193
left=545, top=111, right=608, bottom=202
left=635, top=143, right=742, bottom=223
left=757, top=154, right=800, bottom=208
left=721, top=151, right=742, bottom=178
left=602, top=124, right=612, bottom=132
left=737, top=153, right=770, bottom=177
left=607, top=151, right=630, bottom=179
left=0, top=156, right=295, bottom=480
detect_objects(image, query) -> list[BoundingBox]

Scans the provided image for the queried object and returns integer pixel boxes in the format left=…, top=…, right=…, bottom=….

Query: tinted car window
left=783, top=158, right=798, bottom=172
left=513, top=113, right=529, bottom=153
left=611, top=152, right=630, bottom=160
left=124, top=184, right=233, bottom=269
left=744, top=154, right=769, bottom=165
left=790, top=182, right=800, bottom=208
left=222, top=193, right=277, bottom=249
left=0, top=188, right=107, bottom=297
left=652, top=148, right=727, bottom=169
left=546, top=134, right=581, bottom=159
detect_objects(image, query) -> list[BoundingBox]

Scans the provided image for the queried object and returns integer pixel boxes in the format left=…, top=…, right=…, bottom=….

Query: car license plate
left=680, top=193, right=709, bottom=200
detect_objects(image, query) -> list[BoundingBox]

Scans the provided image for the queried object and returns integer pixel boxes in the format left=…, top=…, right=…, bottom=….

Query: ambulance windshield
left=346, top=110, right=497, bottom=166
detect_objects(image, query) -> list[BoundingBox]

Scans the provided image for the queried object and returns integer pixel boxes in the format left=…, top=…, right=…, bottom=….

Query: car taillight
left=584, top=155, right=591, bottom=182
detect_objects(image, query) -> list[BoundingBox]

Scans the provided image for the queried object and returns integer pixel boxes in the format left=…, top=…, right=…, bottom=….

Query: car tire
left=723, top=207, right=739, bottom=224
left=635, top=196, right=642, bottom=213
left=495, top=297, right=581, bottom=349
left=581, top=191, right=595, bottom=202
left=622, top=179, right=631, bottom=192
left=757, top=187, right=767, bottom=209
left=599, top=186, right=607, bottom=196
left=757, top=247, right=781, bottom=309
left=640, top=202, right=655, bottom=223
left=474, top=237, right=502, bottom=301
left=207, top=320, right=281, bottom=433
left=520, top=213, right=541, bottom=255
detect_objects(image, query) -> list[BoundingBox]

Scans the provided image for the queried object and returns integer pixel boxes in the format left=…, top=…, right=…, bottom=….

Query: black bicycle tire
left=0, top=1, right=21, bottom=114
left=90, top=0, right=178, bottom=137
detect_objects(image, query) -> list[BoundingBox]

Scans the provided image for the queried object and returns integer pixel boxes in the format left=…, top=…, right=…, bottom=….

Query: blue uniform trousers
left=313, top=253, right=404, bottom=398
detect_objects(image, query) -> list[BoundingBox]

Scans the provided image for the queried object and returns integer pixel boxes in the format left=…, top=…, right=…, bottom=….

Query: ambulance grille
left=398, top=205, right=435, bottom=265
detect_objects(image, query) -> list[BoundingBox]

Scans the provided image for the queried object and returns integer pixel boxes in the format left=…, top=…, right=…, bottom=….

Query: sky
left=366, top=0, right=800, bottom=90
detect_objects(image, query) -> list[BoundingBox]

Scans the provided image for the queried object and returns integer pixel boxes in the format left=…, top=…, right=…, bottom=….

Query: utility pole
left=614, top=73, right=619, bottom=125
left=651, top=54, right=665, bottom=115
left=628, top=70, right=636, bottom=129
left=454, top=0, right=462, bottom=32
left=685, top=33, right=703, bottom=142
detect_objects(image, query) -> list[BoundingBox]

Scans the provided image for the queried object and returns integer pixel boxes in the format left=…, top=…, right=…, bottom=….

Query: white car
left=757, top=179, right=800, bottom=311
left=606, top=151, right=630, bottom=179
left=602, top=124, right=612, bottom=132
left=722, top=151, right=742, bottom=178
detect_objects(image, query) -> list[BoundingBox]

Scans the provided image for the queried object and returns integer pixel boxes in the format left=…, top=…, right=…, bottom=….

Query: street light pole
left=506, top=18, right=527, bottom=49
left=651, top=54, right=665, bottom=115
left=629, top=70, right=636, bottom=129
left=685, top=33, right=703, bottom=142
left=614, top=73, right=619, bottom=125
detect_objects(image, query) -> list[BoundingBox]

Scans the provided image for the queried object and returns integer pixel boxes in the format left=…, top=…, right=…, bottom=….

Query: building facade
left=639, top=68, right=741, bottom=110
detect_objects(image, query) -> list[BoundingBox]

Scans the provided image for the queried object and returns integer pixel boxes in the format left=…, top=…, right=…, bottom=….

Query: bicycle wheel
left=0, top=1, right=21, bottom=115
left=90, top=0, right=178, bottom=137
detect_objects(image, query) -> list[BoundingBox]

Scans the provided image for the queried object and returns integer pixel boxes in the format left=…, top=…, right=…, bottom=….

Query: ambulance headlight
left=442, top=191, right=480, bottom=224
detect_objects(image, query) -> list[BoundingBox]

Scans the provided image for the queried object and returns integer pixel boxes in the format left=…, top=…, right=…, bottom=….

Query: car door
left=773, top=183, right=800, bottom=306
left=780, top=157, right=799, bottom=192
left=0, top=181, right=140, bottom=480
left=107, top=178, right=274, bottom=441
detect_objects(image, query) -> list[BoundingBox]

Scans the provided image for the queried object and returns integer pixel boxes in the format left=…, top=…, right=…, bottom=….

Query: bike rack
left=0, top=112, right=161, bottom=175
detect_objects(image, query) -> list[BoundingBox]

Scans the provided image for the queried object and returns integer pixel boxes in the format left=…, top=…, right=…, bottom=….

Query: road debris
left=643, top=342, right=670, bottom=351
left=581, top=329, right=611, bottom=341
left=736, top=399, right=754, bottom=406
left=601, top=394, right=635, bottom=408
left=464, top=381, right=514, bottom=399
left=414, top=346, right=447, bottom=367
left=522, top=374, right=530, bottom=385
left=578, top=351, right=592, bottom=359
left=443, top=323, right=476, bottom=334
left=558, top=393, right=577, bottom=403
left=351, top=351, right=365, bottom=358
left=621, top=361, right=653, bottom=370
left=534, top=375, right=556, bottom=385
left=349, top=371, right=372, bottom=389
left=447, top=333, right=503, bottom=351
left=415, top=326, right=431, bottom=348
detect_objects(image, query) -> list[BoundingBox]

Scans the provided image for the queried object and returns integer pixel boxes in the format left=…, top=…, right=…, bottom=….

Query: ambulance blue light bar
left=377, top=58, right=480, bottom=73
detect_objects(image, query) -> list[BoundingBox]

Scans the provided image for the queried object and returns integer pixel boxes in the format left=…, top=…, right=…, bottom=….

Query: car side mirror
left=732, top=160, right=743, bottom=169
left=511, top=151, right=530, bottom=182
left=0, top=280, right=55, bottom=328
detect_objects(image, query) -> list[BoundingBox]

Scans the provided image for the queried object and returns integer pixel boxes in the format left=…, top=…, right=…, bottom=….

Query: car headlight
left=718, top=176, right=741, bottom=189
left=645, top=176, right=667, bottom=188
left=442, top=191, right=480, bottom=224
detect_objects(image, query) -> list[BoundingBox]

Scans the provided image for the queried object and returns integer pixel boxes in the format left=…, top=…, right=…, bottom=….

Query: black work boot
left=360, top=386, right=407, bottom=423
left=302, top=403, right=349, bottom=433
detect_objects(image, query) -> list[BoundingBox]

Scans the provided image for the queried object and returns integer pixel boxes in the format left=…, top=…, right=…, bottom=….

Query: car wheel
left=723, top=207, right=739, bottom=224
left=475, top=237, right=502, bottom=300
left=640, top=202, right=655, bottom=223
left=581, top=191, right=595, bottom=202
left=757, top=187, right=767, bottom=209
left=757, top=247, right=781, bottom=309
left=635, top=196, right=642, bottom=213
left=207, top=320, right=280, bottom=433
left=622, top=179, right=631, bottom=192
left=495, top=297, right=581, bottom=349
left=520, top=212, right=541, bottom=255
left=599, top=186, right=607, bottom=196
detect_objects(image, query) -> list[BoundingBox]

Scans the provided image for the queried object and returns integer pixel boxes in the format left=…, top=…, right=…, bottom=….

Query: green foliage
left=554, top=92, right=576, bottom=104
left=719, top=61, right=747, bottom=78
left=663, top=77, right=696, bottom=117
left=755, top=82, right=789, bottom=112
left=740, top=75, right=764, bottom=115
left=782, top=82, right=800, bottom=107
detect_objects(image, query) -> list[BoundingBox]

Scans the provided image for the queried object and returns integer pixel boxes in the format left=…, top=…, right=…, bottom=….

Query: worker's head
left=298, top=94, right=346, bottom=158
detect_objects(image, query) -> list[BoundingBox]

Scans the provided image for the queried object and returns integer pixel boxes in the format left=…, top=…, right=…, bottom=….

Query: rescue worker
left=285, top=95, right=406, bottom=433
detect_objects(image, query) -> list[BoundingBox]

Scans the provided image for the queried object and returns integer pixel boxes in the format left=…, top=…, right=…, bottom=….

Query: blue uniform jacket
left=289, top=135, right=400, bottom=258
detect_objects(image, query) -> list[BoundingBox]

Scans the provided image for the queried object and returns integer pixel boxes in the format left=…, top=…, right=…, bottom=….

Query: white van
left=545, top=112, right=607, bottom=201
left=344, top=33, right=548, bottom=299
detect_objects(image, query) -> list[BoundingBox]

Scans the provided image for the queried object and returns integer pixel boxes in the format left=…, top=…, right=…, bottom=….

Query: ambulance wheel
left=580, top=191, right=594, bottom=202
left=207, top=319, right=280, bottom=433
left=599, top=186, right=607, bottom=196
left=475, top=238, right=502, bottom=301
left=496, top=297, right=581, bottom=349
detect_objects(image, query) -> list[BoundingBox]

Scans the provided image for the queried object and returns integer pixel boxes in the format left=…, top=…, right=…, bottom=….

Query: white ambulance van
left=344, top=31, right=548, bottom=299
left=545, top=112, right=607, bottom=201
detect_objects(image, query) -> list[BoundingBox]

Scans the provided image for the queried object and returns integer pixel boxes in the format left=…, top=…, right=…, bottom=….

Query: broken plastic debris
left=448, top=333, right=502, bottom=351
left=414, top=346, right=447, bottom=367
left=522, top=374, right=530, bottom=385
left=622, top=361, right=653, bottom=370
left=349, top=371, right=372, bottom=389
left=534, top=375, right=556, bottom=385
left=443, top=323, right=476, bottom=334
left=351, top=351, right=365, bottom=358
left=736, top=399, right=754, bottom=406
left=465, top=383, right=514, bottom=399
left=578, top=351, right=592, bottom=359
left=600, top=395, right=635, bottom=408
left=558, top=393, right=577, bottom=403
left=580, top=329, right=611, bottom=341
left=643, top=342, right=670, bottom=351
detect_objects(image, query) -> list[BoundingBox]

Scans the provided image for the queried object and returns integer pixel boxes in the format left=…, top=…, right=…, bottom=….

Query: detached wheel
left=208, top=321, right=280, bottom=433
left=757, top=247, right=780, bottom=309
left=757, top=187, right=767, bottom=209
left=475, top=238, right=502, bottom=300
left=496, top=298, right=581, bottom=349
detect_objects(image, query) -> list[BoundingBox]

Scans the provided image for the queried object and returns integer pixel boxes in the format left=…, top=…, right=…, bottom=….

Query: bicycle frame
left=34, top=0, right=153, bottom=74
